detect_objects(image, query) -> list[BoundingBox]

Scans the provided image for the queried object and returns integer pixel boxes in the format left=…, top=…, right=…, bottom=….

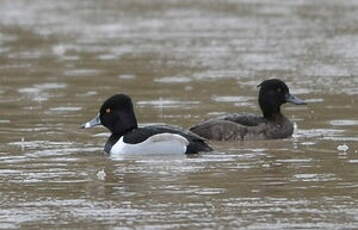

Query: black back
left=105, top=124, right=212, bottom=154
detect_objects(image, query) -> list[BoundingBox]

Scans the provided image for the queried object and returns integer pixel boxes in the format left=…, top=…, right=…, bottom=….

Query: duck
left=189, top=79, right=306, bottom=141
left=81, top=94, right=212, bottom=155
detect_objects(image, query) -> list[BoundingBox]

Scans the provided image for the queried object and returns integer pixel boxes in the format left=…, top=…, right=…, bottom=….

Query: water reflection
left=1, top=0, right=358, bottom=229
left=137, top=99, right=200, bottom=108
left=330, top=120, right=358, bottom=126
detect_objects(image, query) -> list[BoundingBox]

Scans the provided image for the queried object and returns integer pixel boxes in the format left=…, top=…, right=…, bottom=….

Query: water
left=1, top=0, right=358, bottom=229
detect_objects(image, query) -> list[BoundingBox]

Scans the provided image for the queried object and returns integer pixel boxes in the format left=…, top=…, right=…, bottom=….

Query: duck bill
left=81, top=113, right=101, bottom=129
left=285, top=94, right=306, bottom=105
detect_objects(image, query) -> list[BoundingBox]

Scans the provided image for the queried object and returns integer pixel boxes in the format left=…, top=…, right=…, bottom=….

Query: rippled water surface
left=1, top=0, right=358, bottom=229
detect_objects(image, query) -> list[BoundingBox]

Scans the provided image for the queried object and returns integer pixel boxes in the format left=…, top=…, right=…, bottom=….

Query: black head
left=81, top=94, right=138, bottom=134
left=257, top=79, right=305, bottom=118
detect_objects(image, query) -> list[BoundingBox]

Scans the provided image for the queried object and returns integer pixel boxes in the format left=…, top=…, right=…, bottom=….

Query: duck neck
left=259, top=95, right=285, bottom=121
left=111, top=111, right=138, bottom=135
left=264, top=111, right=285, bottom=122
left=261, top=104, right=284, bottom=121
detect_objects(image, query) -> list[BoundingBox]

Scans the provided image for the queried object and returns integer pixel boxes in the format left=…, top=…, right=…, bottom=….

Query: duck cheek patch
left=106, top=108, right=111, bottom=113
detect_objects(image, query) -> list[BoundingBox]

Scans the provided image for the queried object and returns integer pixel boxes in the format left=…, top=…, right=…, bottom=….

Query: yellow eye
left=106, top=108, right=111, bottom=113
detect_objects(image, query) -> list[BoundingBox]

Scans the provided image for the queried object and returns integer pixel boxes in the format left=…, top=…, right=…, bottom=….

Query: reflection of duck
left=190, top=79, right=306, bottom=141
left=81, top=94, right=212, bottom=155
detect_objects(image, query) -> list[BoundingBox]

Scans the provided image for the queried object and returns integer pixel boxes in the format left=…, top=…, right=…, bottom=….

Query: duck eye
left=277, top=88, right=282, bottom=93
left=106, top=108, right=111, bottom=113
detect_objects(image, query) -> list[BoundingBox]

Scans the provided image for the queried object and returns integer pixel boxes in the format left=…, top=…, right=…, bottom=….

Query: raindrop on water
left=96, top=169, right=106, bottom=181
left=337, top=144, right=349, bottom=152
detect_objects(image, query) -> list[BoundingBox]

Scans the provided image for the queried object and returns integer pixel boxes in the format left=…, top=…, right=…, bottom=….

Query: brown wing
left=212, top=113, right=265, bottom=126
left=190, top=120, right=248, bottom=141
left=190, top=113, right=268, bottom=141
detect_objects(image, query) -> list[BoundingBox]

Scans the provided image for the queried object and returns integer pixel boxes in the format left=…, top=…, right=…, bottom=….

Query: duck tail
left=186, top=140, right=213, bottom=154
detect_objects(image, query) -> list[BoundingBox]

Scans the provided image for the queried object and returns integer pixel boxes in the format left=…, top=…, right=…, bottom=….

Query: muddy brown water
left=1, top=0, right=358, bottom=229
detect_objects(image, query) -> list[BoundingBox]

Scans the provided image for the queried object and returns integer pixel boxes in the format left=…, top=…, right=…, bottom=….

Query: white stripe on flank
left=110, top=133, right=189, bottom=155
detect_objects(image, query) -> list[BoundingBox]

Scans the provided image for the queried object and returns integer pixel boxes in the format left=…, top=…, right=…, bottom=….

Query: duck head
left=81, top=94, right=138, bottom=134
left=257, top=79, right=305, bottom=119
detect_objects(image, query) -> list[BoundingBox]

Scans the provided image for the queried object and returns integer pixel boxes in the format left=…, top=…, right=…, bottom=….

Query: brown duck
left=190, top=79, right=306, bottom=141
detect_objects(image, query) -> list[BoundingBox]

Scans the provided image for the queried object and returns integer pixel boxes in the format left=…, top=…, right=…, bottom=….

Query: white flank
left=110, top=133, right=189, bottom=155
